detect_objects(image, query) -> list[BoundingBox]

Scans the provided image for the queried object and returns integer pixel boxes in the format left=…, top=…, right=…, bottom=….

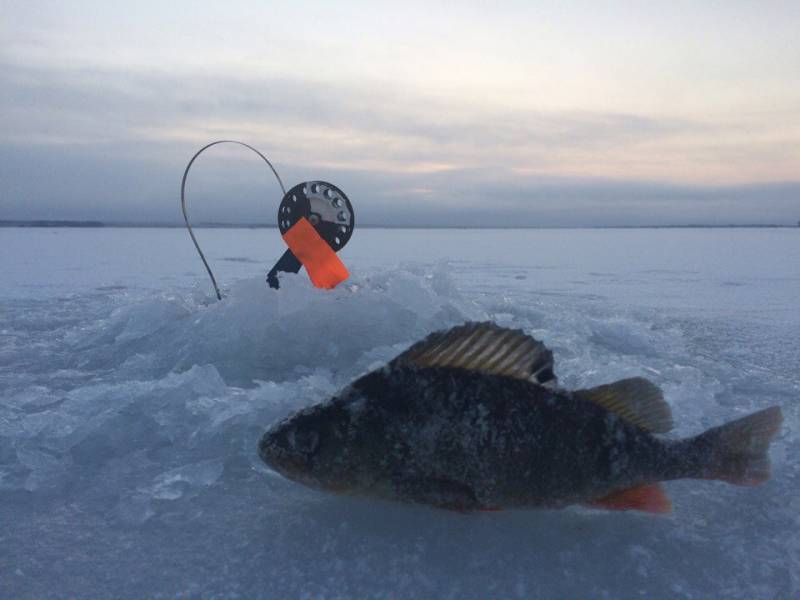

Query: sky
left=1, top=0, right=799, bottom=226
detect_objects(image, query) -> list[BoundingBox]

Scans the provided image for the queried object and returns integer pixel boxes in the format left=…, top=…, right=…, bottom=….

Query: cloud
left=2, top=140, right=798, bottom=227
left=0, top=61, right=709, bottom=169
left=1, top=60, right=798, bottom=226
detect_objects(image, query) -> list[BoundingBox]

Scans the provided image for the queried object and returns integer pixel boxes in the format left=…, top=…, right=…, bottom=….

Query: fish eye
left=293, top=430, right=319, bottom=455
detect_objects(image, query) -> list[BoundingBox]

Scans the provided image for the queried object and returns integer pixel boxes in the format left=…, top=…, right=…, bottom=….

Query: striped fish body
left=341, top=364, right=679, bottom=509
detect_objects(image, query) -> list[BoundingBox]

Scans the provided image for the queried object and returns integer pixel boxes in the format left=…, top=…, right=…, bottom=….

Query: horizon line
left=1, top=219, right=798, bottom=230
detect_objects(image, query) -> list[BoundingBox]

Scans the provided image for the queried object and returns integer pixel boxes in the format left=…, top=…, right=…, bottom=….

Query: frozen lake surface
left=1, top=227, right=798, bottom=599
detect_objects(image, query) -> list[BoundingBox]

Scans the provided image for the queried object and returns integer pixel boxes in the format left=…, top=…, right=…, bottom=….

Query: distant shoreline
left=1, top=220, right=797, bottom=230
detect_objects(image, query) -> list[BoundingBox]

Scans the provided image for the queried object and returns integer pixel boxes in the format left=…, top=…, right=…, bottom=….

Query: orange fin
left=282, top=217, right=349, bottom=289
left=585, top=484, right=672, bottom=514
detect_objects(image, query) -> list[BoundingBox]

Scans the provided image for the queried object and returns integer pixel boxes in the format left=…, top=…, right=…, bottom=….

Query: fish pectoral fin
left=393, top=476, right=486, bottom=512
left=574, top=377, right=673, bottom=433
left=584, top=483, right=672, bottom=514
left=391, top=322, right=557, bottom=387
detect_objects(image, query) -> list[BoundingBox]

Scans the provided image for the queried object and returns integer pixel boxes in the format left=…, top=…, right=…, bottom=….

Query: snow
left=0, top=227, right=798, bottom=599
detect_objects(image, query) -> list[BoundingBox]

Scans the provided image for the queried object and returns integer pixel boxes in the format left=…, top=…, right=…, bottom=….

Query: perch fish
left=259, top=322, right=782, bottom=513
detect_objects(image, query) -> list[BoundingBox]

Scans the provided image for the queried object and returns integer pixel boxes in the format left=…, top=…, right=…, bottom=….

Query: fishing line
left=180, top=140, right=286, bottom=300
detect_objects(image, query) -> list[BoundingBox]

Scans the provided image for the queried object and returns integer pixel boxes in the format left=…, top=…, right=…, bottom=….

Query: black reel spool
left=267, top=181, right=355, bottom=288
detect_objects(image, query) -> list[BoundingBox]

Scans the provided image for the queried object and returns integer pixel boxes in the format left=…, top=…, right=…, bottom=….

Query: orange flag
left=282, top=217, right=349, bottom=289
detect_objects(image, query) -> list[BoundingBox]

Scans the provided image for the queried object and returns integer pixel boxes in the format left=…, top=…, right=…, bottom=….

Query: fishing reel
left=268, top=181, right=354, bottom=289
left=180, top=141, right=355, bottom=300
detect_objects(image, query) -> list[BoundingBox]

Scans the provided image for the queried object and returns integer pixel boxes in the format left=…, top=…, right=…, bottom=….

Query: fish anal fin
left=392, top=322, right=557, bottom=387
left=585, top=483, right=672, bottom=514
left=574, top=377, right=673, bottom=433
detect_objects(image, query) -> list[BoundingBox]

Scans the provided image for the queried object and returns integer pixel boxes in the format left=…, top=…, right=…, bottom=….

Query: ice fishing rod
left=180, top=140, right=354, bottom=300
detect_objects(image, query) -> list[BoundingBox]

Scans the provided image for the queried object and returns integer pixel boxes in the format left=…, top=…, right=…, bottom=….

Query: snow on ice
left=0, top=227, right=798, bottom=599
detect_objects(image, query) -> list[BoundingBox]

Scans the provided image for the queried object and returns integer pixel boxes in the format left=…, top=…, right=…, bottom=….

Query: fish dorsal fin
left=574, top=377, right=673, bottom=433
left=392, top=322, right=557, bottom=386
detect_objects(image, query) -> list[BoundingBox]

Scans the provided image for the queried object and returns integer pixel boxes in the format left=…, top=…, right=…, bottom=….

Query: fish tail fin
left=692, top=406, right=782, bottom=485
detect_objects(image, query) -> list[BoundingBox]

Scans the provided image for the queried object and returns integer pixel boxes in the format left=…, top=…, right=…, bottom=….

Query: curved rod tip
left=180, top=140, right=286, bottom=301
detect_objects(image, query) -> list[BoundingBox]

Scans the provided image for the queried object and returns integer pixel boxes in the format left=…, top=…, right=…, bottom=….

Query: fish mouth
left=258, top=432, right=308, bottom=479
